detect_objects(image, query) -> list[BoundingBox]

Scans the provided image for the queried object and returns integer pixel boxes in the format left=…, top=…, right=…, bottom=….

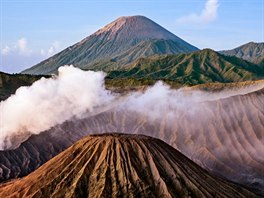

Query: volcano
left=0, top=134, right=257, bottom=198
left=0, top=81, right=263, bottom=195
left=22, top=15, right=198, bottom=75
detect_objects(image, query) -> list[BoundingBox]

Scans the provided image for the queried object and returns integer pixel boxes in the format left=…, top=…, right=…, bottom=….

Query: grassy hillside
left=107, top=49, right=264, bottom=85
left=2, top=49, right=264, bottom=100
left=220, top=42, right=264, bottom=64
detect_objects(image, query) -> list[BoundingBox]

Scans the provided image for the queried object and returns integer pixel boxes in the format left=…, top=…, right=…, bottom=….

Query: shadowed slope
left=0, top=134, right=258, bottom=198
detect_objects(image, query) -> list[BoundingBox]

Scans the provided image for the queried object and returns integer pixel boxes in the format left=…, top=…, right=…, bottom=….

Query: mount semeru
left=22, top=15, right=198, bottom=75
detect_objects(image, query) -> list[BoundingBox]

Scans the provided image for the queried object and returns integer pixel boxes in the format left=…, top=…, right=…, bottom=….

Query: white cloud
left=1, top=38, right=62, bottom=73
left=1, top=37, right=32, bottom=56
left=52, top=41, right=60, bottom=49
left=177, top=0, right=219, bottom=24
left=47, top=47, right=55, bottom=56
left=1, top=46, right=11, bottom=55
left=16, top=37, right=32, bottom=56
left=1, top=38, right=61, bottom=58
left=41, top=41, right=61, bottom=57
left=40, top=49, right=46, bottom=56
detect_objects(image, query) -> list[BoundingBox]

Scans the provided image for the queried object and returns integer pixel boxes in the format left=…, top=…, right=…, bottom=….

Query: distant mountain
left=107, top=49, right=264, bottom=85
left=220, top=42, right=264, bottom=64
left=22, top=15, right=198, bottom=75
left=0, top=134, right=257, bottom=198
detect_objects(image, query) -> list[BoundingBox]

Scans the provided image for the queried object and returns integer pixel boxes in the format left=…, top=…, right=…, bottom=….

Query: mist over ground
left=1, top=65, right=264, bottom=194
left=0, top=65, right=264, bottom=150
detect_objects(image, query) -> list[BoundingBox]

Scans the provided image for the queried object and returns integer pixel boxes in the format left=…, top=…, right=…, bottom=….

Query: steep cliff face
left=0, top=134, right=258, bottom=198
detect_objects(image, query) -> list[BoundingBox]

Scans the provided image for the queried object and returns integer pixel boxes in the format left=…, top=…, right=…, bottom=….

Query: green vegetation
left=105, top=77, right=185, bottom=92
left=106, top=49, right=264, bottom=85
left=2, top=49, right=264, bottom=100
left=220, top=42, right=264, bottom=64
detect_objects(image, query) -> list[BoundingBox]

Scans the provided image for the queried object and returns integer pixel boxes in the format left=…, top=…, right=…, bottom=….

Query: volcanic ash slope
left=0, top=134, right=258, bottom=198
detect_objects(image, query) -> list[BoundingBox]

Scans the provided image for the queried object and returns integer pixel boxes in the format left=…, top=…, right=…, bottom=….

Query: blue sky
left=0, top=0, right=263, bottom=73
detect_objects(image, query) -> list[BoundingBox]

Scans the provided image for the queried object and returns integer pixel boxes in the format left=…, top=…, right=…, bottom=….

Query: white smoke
left=0, top=65, right=263, bottom=150
left=0, top=65, right=114, bottom=149
left=177, top=0, right=219, bottom=24
left=120, top=81, right=264, bottom=122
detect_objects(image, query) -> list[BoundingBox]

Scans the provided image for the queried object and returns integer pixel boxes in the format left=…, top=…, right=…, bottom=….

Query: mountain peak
left=93, top=15, right=180, bottom=41
left=22, top=16, right=198, bottom=75
left=245, top=41, right=261, bottom=45
left=0, top=133, right=257, bottom=197
left=220, top=42, right=264, bottom=64
left=115, top=15, right=147, bottom=21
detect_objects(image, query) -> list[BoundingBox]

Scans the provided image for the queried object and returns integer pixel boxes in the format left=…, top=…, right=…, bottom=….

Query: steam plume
left=0, top=66, right=114, bottom=149
left=0, top=65, right=263, bottom=150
